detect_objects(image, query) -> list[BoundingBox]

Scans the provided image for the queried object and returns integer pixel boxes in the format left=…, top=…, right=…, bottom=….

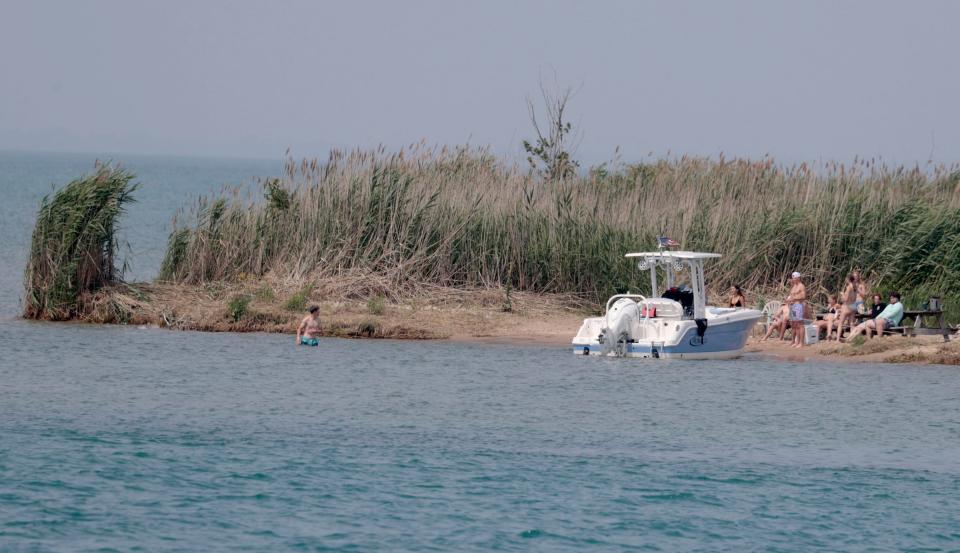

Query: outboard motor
left=600, top=298, right=639, bottom=356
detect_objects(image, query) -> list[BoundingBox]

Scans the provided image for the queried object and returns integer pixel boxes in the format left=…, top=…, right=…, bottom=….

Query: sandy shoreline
left=745, top=334, right=959, bottom=365
left=80, top=279, right=958, bottom=365
left=453, top=332, right=959, bottom=365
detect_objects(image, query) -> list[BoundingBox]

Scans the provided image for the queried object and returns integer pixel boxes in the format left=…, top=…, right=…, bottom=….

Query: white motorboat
left=572, top=249, right=762, bottom=359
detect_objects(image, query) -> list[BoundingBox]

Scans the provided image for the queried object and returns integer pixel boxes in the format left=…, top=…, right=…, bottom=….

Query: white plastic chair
left=761, top=300, right=782, bottom=334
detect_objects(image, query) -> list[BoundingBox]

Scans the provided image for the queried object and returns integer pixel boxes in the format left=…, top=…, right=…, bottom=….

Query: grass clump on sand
left=254, top=284, right=275, bottom=302
left=227, top=294, right=252, bottom=322
left=283, top=285, right=313, bottom=312
left=23, top=164, right=138, bottom=320
left=156, top=146, right=960, bottom=321
left=367, top=295, right=386, bottom=315
left=357, top=320, right=379, bottom=337
left=819, top=336, right=903, bottom=357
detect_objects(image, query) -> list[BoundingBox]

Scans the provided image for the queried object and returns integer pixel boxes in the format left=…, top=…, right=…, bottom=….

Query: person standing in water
left=296, top=305, right=322, bottom=346
left=786, top=272, right=807, bottom=348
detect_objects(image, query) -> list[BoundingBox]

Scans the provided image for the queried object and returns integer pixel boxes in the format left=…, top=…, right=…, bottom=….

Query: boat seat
left=642, top=298, right=683, bottom=318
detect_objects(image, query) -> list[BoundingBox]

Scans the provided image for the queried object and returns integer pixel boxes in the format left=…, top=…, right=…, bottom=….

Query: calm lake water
left=1, top=152, right=959, bottom=551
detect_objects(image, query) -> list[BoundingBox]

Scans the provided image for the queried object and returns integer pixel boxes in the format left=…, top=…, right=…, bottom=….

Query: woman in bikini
left=728, top=285, right=746, bottom=308
left=854, top=271, right=868, bottom=313
left=815, top=295, right=841, bottom=340
left=836, top=272, right=860, bottom=340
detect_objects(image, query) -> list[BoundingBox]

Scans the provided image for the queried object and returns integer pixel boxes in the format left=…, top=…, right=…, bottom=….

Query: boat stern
left=572, top=317, right=604, bottom=355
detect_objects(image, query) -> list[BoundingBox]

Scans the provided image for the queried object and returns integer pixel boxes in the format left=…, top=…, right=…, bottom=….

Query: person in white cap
left=785, top=272, right=807, bottom=348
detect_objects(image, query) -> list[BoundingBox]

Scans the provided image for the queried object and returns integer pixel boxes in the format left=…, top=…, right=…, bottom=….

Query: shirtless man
left=786, top=272, right=807, bottom=348
left=296, top=305, right=322, bottom=346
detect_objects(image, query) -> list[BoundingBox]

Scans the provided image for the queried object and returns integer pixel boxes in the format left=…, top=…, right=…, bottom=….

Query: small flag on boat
left=657, top=236, right=680, bottom=248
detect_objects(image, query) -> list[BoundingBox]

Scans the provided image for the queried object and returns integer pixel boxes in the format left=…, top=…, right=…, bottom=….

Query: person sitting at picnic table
left=815, top=295, right=841, bottom=340
left=845, top=292, right=904, bottom=340
left=869, top=293, right=887, bottom=318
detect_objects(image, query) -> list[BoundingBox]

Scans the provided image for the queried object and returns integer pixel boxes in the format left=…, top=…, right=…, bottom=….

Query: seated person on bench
left=869, top=294, right=887, bottom=318
left=846, top=292, right=903, bottom=340
left=815, top=295, right=841, bottom=340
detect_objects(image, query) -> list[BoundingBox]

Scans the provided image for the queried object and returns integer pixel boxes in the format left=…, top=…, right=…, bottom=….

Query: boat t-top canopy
left=625, top=251, right=718, bottom=318
left=625, top=251, right=721, bottom=260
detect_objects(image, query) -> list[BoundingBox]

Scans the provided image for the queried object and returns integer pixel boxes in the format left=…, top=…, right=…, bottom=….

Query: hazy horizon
left=2, top=0, right=958, bottom=167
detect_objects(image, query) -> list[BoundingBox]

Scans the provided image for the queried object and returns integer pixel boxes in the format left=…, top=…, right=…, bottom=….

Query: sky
left=1, top=0, right=958, bottom=166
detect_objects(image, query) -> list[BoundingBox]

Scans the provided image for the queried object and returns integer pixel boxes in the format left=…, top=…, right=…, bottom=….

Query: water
left=2, top=152, right=959, bottom=551
left=0, top=151, right=279, bottom=314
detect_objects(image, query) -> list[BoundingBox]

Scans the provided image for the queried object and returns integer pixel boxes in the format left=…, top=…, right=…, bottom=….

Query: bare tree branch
left=523, top=77, right=581, bottom=181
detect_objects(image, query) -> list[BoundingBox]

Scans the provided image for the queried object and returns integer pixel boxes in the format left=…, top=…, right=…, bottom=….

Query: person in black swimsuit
left=816, top=294, right=841, bottom=340
left=728, top=285, right=746, bottom=308
left=869, top=294, right=887, bottom=318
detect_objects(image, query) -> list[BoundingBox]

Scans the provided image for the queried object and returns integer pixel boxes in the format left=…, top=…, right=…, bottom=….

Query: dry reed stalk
left=155, top=146, right=960, bottom=321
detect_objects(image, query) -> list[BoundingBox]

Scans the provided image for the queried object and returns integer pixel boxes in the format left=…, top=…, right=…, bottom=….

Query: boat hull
left=572, top=308, right=760, bottom=360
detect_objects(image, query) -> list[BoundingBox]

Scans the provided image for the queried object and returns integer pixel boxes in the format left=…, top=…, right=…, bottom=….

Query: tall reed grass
left=158, top=145, right=960, bottom=319
left=23, top=164, right=137, bottom=320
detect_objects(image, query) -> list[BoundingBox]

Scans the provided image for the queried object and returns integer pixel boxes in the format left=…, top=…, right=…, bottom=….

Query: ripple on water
left=0, top=327, right=959, bottom=551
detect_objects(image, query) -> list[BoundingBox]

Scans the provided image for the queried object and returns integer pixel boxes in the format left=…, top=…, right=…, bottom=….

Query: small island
left=22, top=147, right=960, bottom=364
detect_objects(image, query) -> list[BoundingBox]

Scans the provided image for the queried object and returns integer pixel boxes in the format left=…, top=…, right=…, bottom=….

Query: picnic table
left=899, top=310, right=951, bottom=342
left=851, top=309, right=951, bottom=341
left=816, top=310, right=952, bottom=342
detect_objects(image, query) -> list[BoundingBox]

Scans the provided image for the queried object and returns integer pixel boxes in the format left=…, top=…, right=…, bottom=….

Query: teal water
left=1, top=152, right=959, bottom=551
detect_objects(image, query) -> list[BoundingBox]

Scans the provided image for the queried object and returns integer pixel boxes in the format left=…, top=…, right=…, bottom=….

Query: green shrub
left=23, top=164, right=137, bottom=320
left=284, top=285, right=313, bottom=311
left=264, top=178, right=292, bottom=211
left=227, top=294, right=251, bottom=322
left=501, top=284, right=513, bottom=313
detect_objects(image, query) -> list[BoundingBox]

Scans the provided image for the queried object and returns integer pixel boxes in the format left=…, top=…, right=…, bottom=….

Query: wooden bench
left=883, top=325, right=915, bottom=337
left=852, top=310, right=949, bottom=341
